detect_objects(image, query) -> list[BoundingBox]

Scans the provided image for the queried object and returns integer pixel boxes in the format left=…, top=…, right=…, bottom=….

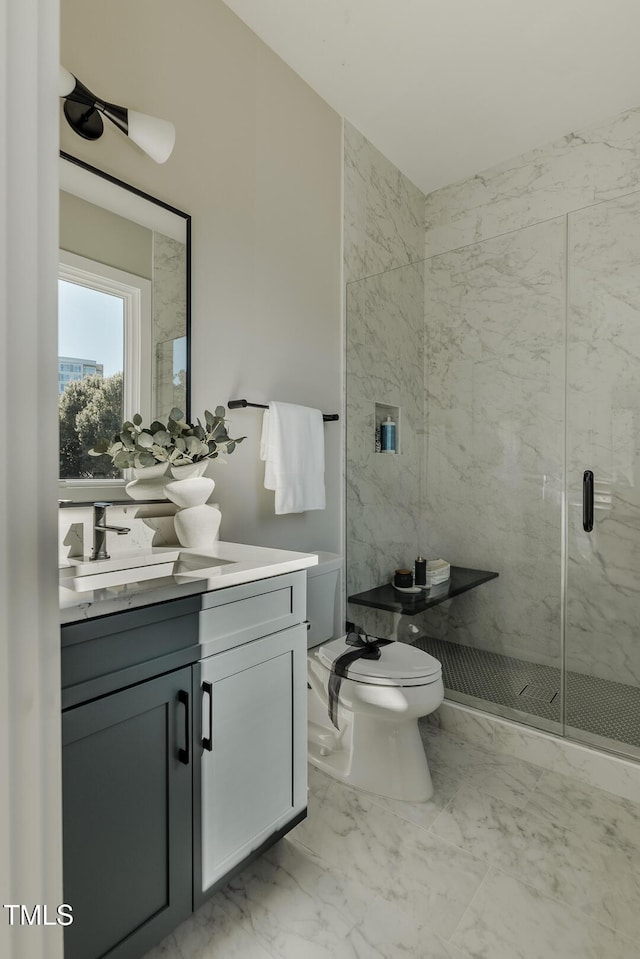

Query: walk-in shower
left=346, top=189, right=640, bottom=764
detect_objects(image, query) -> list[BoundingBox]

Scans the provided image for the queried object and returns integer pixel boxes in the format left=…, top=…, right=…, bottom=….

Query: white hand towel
left=260, top=402, right=326, bottom=514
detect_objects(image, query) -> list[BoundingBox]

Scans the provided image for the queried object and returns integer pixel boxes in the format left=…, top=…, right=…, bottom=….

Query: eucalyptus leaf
left=113, top=450, right=133, bottom=469
left=88, top=404, right=243, bottom=470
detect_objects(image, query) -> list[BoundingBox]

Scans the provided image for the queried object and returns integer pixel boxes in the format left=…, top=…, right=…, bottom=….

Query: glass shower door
left=566, top=191, right=640, bottom=760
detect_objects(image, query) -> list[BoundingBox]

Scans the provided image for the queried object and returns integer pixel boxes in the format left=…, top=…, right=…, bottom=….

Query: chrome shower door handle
left=583, top=470, right=594, bottom=532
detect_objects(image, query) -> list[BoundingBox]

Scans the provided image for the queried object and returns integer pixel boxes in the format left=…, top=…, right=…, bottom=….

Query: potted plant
left=89, top=406, right=245, bottom=500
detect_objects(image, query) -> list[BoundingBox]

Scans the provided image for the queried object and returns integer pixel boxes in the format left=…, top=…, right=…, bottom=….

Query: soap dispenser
left=380, top=415, right=396, bottom=453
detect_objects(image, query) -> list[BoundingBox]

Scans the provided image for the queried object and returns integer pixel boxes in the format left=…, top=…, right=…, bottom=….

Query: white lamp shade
left=127, top=110, right=175, bottom=164
left=59, top=65, right=76, bottom=97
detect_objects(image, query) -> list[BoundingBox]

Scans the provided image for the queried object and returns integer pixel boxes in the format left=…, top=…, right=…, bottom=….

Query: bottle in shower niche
left=380, top=415, right=396, bottom=453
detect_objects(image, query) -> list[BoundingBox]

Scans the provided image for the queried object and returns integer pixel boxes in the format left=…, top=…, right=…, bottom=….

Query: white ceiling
left=221, top=0, right=640, bottom=195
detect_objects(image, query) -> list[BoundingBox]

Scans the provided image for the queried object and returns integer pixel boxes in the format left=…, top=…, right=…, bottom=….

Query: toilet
left=306, top=554, right=444, bottom=802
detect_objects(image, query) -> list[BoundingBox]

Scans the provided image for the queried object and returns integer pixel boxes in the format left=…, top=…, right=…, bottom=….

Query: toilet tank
left=306, top=552, right=343, bottom=649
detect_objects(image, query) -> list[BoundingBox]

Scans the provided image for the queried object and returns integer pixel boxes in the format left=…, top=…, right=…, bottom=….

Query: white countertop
left=60, top=541, right=318, bottom=625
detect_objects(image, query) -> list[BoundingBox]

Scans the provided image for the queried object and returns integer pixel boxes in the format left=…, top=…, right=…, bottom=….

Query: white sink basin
left=60, top=549, right=232, bottom=593
left=59, top=544, right=319, bottom=617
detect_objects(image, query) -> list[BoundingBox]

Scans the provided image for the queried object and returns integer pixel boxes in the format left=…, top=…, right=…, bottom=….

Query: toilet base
left=308, top=711, right=434, bottom=803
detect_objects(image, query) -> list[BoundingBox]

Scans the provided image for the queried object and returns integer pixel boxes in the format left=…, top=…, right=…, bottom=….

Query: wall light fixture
left=59, top=66, right=175, bottom=164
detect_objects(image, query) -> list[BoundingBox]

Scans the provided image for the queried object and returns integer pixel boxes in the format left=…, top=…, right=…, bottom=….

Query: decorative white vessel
left=125, top=463, right=170, bottom=501
left=165, top=474, right=221, bottom=548
left=170, top=460, right=209, bottom=481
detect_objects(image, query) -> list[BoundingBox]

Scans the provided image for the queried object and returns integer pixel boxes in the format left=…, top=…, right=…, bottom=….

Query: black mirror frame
left=59, top=150, right=191, bottom=421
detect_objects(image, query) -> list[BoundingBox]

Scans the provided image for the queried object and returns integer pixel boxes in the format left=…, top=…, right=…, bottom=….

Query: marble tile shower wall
left=421, top=103, right=640, bottom=685
left=343, top=122, right=425, bottom=285
left=345, top=106, right=640, bottom=689
left=153, top=232, right=187, bottom=423
left=423, top=106, right=640, bottom=259
left=566, top=190, right=640, bottom=687
left=346, top=263, right=425, bottom=602
left=423, top=218, right=566, bottom=667
left=343, top=122, right=427, bottom=606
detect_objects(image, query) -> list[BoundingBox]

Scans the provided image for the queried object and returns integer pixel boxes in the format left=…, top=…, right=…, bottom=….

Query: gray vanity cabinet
left=194, top=572, right=309, bottom=905
left=60, top=573, right=310, bottom=959
left=61, top=596, right=201, bottom=959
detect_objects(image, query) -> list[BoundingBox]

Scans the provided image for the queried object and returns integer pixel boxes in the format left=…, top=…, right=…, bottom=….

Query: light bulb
left=127, top=111, right=176, bottom=164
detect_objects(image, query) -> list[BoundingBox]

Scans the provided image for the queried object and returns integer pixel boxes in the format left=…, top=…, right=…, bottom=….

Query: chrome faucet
left=91, top=502, right=131, bottom=561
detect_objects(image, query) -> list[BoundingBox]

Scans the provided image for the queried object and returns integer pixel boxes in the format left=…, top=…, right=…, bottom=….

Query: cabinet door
left=197, top=624, right=307, bottom=899
left=62, top=666, right=195, bottom=959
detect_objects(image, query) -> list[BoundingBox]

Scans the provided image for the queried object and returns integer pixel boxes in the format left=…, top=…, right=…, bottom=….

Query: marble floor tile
left=217, top=837, right=468, bottom=959
left=217, top=839, right=363, bottom=959
left=289, top=771, right=488, bottom=939
left=420, top=724, right=544, bottom=808
left=451, top=868, right=639, bottom=959
left=142, top=726, right=640, bottom=959
left=525, top=768, right=640, bottom=849
left=430, top=781, right=640, bottom=941
left=141, top=896, right=275, bottom=959
left=347, top=897, right=471, bottom=959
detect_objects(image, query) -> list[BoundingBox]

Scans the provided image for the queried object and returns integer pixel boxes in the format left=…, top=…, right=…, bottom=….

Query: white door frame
left=0, top=2, right=63, bottom=958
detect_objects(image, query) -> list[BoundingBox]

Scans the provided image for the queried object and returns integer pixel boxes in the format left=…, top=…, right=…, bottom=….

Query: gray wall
left=61, top=0, right=343, bottom=555
left=60, top=191, right=152, bottom=279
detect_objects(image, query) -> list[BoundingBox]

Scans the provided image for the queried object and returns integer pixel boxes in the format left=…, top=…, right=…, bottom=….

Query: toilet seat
left=317, top=636, right=442, bottom=687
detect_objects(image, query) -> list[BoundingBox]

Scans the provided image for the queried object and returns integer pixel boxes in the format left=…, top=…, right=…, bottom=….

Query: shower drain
left=518, top=683, right=558, bottom=704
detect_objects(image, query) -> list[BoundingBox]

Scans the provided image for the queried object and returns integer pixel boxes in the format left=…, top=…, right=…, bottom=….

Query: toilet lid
left=318, top=636, right=442, bottom=687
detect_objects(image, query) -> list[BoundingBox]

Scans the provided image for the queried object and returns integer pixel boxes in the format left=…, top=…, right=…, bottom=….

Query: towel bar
left=228, top=399, right=339, bottom=422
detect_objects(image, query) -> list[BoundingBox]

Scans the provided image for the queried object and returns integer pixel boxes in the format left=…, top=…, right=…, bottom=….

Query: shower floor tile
left=414, top=635, right=640, bottom=749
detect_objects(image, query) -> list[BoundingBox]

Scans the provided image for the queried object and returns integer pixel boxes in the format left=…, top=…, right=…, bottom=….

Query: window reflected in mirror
left=58, top=154, right=190, bottom=494
left=58, top=264, right=133, bottom=479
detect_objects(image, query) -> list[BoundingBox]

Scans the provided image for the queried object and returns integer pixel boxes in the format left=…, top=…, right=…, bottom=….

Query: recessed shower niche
left=374, top=403, right=401, bottom=454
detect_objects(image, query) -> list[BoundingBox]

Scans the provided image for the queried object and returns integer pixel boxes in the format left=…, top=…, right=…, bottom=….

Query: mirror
left=59, top=152, right=190, bottom=484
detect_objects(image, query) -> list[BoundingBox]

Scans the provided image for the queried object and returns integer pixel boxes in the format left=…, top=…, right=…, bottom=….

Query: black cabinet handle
left=177, top=689, right=190, bottom=765
left=202, top=681, right=213, bottom=752
left=583, top=470, right=594, bottom=532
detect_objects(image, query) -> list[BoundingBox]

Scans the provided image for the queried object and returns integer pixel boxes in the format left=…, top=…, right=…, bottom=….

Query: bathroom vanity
left=60, top=544, right=315, bottom=959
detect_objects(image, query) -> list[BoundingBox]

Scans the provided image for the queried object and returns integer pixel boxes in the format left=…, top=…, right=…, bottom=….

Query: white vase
left=170, top=460, right=209, bottom=480
left=165, top=475, right=221, bottom=548
left=125, top=462, right=170, bottom=501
